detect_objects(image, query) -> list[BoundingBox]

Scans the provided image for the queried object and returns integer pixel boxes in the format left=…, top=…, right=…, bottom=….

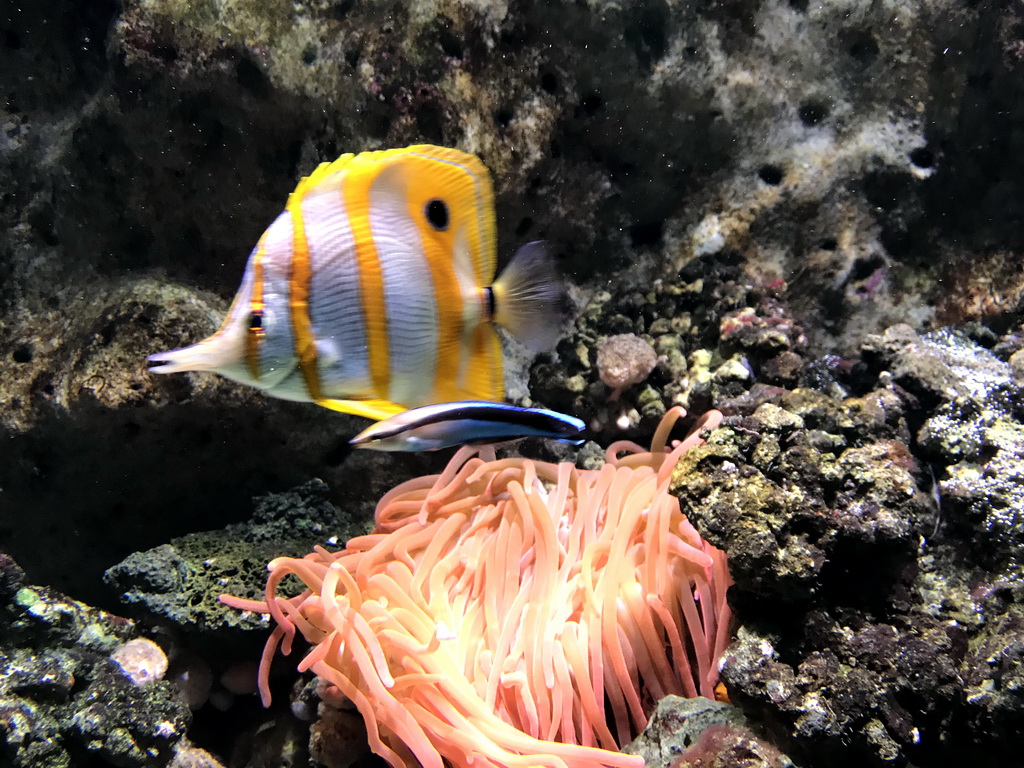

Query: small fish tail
left=489, top=240, right=566, bottom=353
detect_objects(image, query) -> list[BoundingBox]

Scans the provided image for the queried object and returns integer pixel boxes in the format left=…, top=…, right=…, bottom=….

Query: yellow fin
left=288, top=153, right=358, bottom=207
left=447, top=324, right=504, bottom=402
left=315, top=397, right=408, bottom=421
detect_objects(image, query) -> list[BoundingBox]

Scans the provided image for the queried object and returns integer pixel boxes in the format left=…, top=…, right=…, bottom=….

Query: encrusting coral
left=222, top=407, right=730, bottom=768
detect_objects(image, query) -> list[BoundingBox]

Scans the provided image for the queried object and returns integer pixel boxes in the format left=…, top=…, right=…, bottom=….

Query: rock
left=0, top=553, right=190, bottom=768
left=309, top=705, right=370, bottom=768
left=961, top=580, right=1024, bottom=747
left=110, top=637, right=170, bottom=686
left=671, top=722, right=795, bottom=768
left=720, top=617, right=961, bottom=767
left=672, top=388, right=928, bottom=602
left=0, top=553, right=26, bottom=602
left=104, top=480, right=364, bottom=631
left=866, top=328, right=1024, bottom=564
left=169, top=739, right=228, bottom=768
left=622, top=696, right=793, bottom=768
left=596, top=333, right=659, bottom=398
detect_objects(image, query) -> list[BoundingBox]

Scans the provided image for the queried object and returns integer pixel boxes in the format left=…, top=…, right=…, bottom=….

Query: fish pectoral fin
left=315, top=397, right=408, bottom=421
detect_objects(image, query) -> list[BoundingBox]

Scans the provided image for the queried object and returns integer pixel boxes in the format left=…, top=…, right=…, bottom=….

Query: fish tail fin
left=489, top=240, right=567, bottom=353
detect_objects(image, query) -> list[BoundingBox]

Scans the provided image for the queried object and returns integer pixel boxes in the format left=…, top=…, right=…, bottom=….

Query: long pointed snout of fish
left=348, top=430, right=372, bottom=446
left=147, top=343, right=216, bottom=374
left=348, top=423, right=401, bottom=451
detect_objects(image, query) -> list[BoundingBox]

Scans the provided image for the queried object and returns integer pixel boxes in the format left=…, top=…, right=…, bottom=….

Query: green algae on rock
left=104, top=479, right=367, bottom=632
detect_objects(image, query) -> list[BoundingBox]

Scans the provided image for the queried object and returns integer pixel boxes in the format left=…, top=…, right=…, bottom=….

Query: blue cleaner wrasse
left=147, top=145, right=565, bottom=422
left=349, top=400, right=586, bottom=452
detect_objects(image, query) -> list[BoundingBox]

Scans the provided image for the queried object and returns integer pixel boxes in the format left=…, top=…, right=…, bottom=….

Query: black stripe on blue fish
left=405, top=402, right=580, bottom=434
left=354, top=401, right=585, bottom=448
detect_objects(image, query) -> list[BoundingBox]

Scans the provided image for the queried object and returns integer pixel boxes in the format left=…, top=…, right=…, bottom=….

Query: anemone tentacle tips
left=222, top=406, right=731, bottom=768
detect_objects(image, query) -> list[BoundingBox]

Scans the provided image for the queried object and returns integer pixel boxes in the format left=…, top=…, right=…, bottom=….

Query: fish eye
left=248, top=310, right=264, bottom=331
left=425, top=199, right=449, bottom=231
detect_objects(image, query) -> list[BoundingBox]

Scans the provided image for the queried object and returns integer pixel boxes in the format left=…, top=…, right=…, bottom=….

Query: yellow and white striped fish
left=148, top=144, right=564, bottom=421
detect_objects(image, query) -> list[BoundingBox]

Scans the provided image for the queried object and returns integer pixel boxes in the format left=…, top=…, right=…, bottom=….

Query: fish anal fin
left=442, top=324, right=503, bottom=403
left=316, top=397, right=408, bottom=421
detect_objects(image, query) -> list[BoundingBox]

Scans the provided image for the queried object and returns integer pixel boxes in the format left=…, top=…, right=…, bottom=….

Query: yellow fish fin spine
left=345, top=153, right=391, bottom=399
left=286, top=181, right=322, bottom=401
left=244, top=234, right=268, bottom=381
left=315, top=397, right=407, bottom=421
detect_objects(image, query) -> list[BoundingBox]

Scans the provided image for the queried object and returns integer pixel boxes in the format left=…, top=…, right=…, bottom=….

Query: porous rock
left=0, top=553, right=190, bottom=768
left=104, top=479, right=365, bottom=631
left=596, top=333, right=659, bottom=397
left=672, top=387, right=924, bottom=602
left=666, top=323, right=1024, bottom=766
left=865, top=325, right=1024, bottom=564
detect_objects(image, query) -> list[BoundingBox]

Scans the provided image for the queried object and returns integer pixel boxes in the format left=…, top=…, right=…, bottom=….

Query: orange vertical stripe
left=425, top=243, right=463, bottom=401
left=244, top=238, right=267, bottom=381
left=404, top=201, right=460, bottom=402
left=344, top=160, right=390, bottom=398
left=286, top=191, right=322, bottom=401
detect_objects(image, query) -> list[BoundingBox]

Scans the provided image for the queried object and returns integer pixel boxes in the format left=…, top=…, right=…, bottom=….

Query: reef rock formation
left=2, top=0, right=1024, bottom=766
left=0, top=552, right=190, bottom=768
left=666, top=322, right=1024, bottom=767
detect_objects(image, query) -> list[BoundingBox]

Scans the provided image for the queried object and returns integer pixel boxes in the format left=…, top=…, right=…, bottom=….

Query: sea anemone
left=222, top=407, right=730, bottom=768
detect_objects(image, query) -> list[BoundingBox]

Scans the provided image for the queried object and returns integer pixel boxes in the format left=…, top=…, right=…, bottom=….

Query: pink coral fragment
left=596, top=334, right=659, bottom=399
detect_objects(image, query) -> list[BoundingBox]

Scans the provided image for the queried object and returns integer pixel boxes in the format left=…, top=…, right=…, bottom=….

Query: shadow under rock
left=0, top=394, right=435, bottom=611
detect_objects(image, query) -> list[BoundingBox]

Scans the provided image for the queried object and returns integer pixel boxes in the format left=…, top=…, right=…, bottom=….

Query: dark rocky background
left=2, top=1, right=1024, bottom=766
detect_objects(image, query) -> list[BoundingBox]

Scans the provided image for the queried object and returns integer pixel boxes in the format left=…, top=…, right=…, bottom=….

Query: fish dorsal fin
left=288, top=153, right=359, bottom=206
left=315, top=397, right=408, bottom=421
left=396, top=144, right=497, bottom=289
